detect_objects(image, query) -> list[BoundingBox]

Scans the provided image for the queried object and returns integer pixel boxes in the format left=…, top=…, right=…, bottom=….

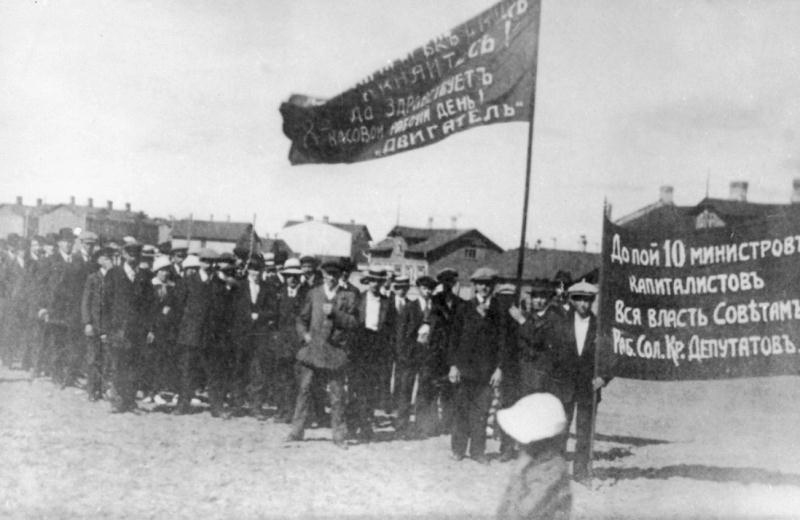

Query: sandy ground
left=2, top=367, right=800, bottom=519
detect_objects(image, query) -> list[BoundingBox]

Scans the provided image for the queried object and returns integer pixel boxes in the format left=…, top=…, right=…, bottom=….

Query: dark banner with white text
left=598, top=216, right=800, bottom=380
left=280, top=0, right=540, bottom=164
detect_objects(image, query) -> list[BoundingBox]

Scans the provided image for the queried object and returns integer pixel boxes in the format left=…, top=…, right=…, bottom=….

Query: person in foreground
left=496, top=393, right=571, bottom=520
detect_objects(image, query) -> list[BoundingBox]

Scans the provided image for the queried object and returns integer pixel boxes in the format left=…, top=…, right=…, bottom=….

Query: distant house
left=166, top=218, right=256, bottom=253
left=0, top=197, right=51, bottom=239
left=38, top=197, right=158, bottom=244
left=489, top=248, right=599, bottom=288
left=616, top=181, right=800, bottom=237
left=281, top=216, right=372, bottom=264
left=369, top=225, right=504, bottom=281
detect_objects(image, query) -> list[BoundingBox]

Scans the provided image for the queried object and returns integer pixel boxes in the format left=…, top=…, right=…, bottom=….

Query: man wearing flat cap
left=545, top=279, right=608, bottom=483
left=447, top=267, right=508, bottom=464
left=428, top=267, right=463, bottom=435
left=286, top=260, right=359, bottom=447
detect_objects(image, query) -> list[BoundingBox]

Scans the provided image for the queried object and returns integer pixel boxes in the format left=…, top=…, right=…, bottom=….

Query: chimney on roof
left=70, top=195, right=76, bottom=206
left=15, top=196, right=22, bottom=205
left=792, top=178, right=800, bottom=204
left=107, top=200, right=113, bottom=210
left=729, top=181, right=748, bottom=202
left=226, top=215, right=230, bottom=222
left=88, top=197, right=93, bottom=208
left=659, top=185, right=674, bottom=205
left=304, top=215, right=313, bottom=222
left=427, top=217, right=433, bottom=229
left=36, top=198, right=42, bottom=207
left=322, top=215, right=329, bottom=223
left=451, top=216, right=458, bottom=229
left=350, top=219, right=355, bottom=225
left=125, top=202, right=131, bottom=212
left=210, top=214, right=214, bottom=221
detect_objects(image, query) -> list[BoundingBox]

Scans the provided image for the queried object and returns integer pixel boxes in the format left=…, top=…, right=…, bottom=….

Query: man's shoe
left=472, top=455, right=490, bottom=465
left=283, top=432, right=303, bottom=443
left=450, top=452, right=465, bottom=462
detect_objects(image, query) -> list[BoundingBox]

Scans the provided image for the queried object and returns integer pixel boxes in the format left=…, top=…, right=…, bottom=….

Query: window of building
left=464, top=247, right=476, bottom=259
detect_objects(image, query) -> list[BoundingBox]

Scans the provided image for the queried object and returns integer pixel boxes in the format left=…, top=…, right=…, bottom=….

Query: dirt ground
left=1, top=366, right=800, bottom=519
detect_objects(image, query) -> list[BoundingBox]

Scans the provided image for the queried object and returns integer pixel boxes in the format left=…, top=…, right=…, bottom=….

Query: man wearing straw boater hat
left=270, top=257, right=308, bottom=422
left=547, top=278, right=609, bottom=483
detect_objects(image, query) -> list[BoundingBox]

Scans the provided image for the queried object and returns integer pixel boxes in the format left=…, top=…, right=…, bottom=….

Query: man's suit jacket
left=232, top=278, right=277, bottom=343
left=447, top=297, right=508, bottom=384
left=351, top=291, right=391, bottom=364
left=175, top=272, right=212, bottom=347
left=545, top=309, right=599, bottom=405
left=273, top=283, right=308, bottom=359
left=395, top=297, right=430, bottom=366
left=105, top=264, right=153, bottom=341
left=81, top=270, right=110, bottom=334
left=295, top=284, right=359, bottom=370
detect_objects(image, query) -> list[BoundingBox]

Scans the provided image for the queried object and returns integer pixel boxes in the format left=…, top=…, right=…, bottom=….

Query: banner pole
left=587, top=200, right=610, bottom=486
left=514, top=3, right=543, bottom=299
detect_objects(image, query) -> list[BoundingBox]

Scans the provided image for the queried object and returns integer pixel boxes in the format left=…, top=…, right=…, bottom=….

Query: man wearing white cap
left=496, top=393, right=572, bottom=519
left=547, top=279, right=608, bottom=483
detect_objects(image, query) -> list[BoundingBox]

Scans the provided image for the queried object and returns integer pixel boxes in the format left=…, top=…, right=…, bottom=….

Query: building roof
left=0, top=203, right=55, bottom=218
left=382, top=226, right=503, bottom=257
left=171, top=219, right=252, bottom=242
left=489, top=248, right=599, bottom=283
left=616, top=196, right=796, bottom=236
left=284, top=219, right=372, bottom=241
left=42, top=203, right=150, bottom=223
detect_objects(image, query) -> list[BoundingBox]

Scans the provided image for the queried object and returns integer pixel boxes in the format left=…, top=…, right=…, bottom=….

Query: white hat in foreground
left=496, top=393, right=567, bottom=444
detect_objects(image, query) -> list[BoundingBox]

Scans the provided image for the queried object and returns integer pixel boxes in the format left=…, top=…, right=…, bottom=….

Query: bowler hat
left=299, top=255, right=318, bottom=267
left=92, top=247, right=114, bottom=263
left=529, top=278, right=554, bottom=296
left=496, top=393, right=567, bottom=444
left=57, top=228, right=75, bottom=242
left=247, top=256, right=265, bottom=271
left=158, top=242, right=173, bottom=255
left=123, top=243, right=143, bottom=256
left=198, top=247, right=220, bottom=261
left=553, top=270, right=572, bottom=286
left=320, top=260, right=342, bottom=276
left=436, top=268, right=458, bottom=282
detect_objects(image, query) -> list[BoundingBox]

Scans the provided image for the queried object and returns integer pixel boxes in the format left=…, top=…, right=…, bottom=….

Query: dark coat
left=545, top=309, right=599, bottom=404
left=295, top=285, right=359, bottom=370
left=149, top=278, right=178, bottom=345
left=395, top=297, right=430, bottom=365
left=273, top=283, right=308, bottom=359
left=429, top=291, right=465, bottom=375
left=447, top=297, right=508, bottom=383
left=81, top=269, right=110, bottom=335
left=207, top=276, right=237, bottom=349
left=351, top=291, right=391, bottom=364
left=175, top=272, right=212, bottom=347
left=105, top=264, right=153, bottom=341
left=232, top=278, right=278, bottom=341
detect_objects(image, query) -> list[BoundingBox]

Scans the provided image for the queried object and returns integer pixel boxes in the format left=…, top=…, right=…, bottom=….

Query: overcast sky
left=2, top=0, right=800, bottom=250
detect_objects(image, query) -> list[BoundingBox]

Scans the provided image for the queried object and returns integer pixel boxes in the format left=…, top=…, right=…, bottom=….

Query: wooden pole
left=587, top=199, right=610, bottom=485
left=514, top=2, right=543, bottom=299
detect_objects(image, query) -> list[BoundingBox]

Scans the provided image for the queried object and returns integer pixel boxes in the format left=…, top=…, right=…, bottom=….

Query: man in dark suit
left=447, top=267, right=508, bottom=464
left=173, top=252, right=213, bottom=414
left=285, top=260, right=359, bottom=447
left=233, top=256, right=278, bottom=420
left=271, top=258, right=308, bottom=422
left=204, top=258, right=238, bottom=417
left=347, top=268, right=391, bottom=441
left=545, top=280, right=608, bottom=483
left=429, top=267, right=463, bottom=434
left=104, top=243, right=153, bottom=413
left=394, top=275, right=439, bottom=438
left=81, top=247, right=114, bottom=401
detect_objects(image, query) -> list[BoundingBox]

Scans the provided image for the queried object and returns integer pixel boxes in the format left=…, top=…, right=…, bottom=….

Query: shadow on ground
left=594, top=464, right=800, bottom=487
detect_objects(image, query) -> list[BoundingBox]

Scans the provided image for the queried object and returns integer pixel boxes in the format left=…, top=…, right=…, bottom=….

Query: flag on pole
left=280, top=0, right=541, bottom=165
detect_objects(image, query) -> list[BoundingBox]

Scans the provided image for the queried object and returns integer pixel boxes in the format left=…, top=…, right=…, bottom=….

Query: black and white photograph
left=2, top=0, right=800, bottom=518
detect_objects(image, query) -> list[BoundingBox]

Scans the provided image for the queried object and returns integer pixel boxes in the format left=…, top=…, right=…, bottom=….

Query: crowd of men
left=0, top=227, right=606, bottom=481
